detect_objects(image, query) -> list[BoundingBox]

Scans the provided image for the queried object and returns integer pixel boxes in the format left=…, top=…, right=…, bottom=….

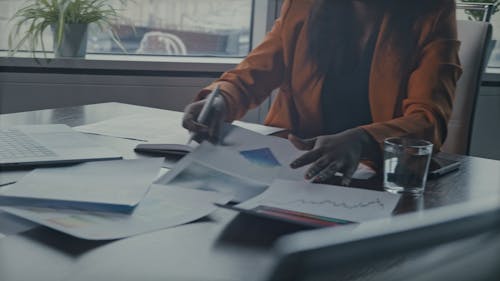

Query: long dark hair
left=307, top=0, right=439, bottom=75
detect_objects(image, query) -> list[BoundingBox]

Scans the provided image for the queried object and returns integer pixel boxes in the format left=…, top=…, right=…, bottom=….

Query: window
left=0, top=0, right=253, bottom=57
left=456, top=1, right=500, bottom=68
left=1, top=1, right=498, bottom=68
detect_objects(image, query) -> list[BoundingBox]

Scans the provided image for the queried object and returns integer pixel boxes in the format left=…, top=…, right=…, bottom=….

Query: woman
left=183, top=0, right=462, bottom=185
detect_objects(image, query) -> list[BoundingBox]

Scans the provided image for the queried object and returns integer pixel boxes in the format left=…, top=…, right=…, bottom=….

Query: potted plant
left=8, top=0, right=127, bottom=59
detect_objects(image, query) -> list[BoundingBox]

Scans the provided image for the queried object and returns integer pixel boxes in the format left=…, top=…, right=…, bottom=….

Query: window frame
left=0, top=0, right=498, bottom=81
left=0, top=0, right=282, bottom=73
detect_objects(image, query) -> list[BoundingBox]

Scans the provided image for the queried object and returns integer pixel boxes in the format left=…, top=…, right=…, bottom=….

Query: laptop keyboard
left=0, top=128, right=57, bottom=159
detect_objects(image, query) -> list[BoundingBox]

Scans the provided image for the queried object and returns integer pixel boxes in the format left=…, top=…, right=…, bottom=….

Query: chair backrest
left=441, top=20, right=492, bottom=155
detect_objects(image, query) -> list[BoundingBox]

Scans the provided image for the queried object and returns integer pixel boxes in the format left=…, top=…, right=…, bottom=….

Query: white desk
left=1, top=103, right=500, bottom=281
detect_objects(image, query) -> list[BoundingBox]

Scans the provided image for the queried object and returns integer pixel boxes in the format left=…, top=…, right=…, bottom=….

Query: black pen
left=187, top=86, right=221, bottom=145
left=428, top=161, right=461, bottom=179
left=0, top=181, right=16, bottom=187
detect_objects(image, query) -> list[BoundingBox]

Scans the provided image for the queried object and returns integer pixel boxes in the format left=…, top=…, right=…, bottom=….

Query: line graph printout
left=237, top=180, right=401, bottom=223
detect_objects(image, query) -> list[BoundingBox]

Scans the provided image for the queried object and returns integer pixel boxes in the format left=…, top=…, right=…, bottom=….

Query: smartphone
left=428, top=156, right=461, bottom=179
left=134, top=143, right=193, bottom=157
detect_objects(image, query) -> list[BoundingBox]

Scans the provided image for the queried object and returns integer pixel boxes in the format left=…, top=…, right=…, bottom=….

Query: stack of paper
left=0, top=158, right=164, bottom=213
left=153, top=125, right=400, bottom=228
left=0, top=158, right=232, bottom=240
left=74, top=112, right=285, bottom=144
left=0, top=115, right=396, bottom=239
left=1, top=185, right=232, bottom=240
left=156, top=126, right=377, bottom=203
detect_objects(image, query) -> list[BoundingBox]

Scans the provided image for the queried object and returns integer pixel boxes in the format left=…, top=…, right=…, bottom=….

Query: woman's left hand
left=289, top=128, right=377, bottom=186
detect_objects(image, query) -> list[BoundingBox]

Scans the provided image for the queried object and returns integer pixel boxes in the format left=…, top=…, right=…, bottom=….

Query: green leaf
left=8, top=0, right=130, bottom=59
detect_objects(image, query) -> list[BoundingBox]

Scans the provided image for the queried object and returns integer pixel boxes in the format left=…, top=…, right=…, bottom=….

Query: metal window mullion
left=483, top=4, right=493, bottom=22
left=251, top=0, right=269, bottom=50
left=456, top=3, right=494, bottom=22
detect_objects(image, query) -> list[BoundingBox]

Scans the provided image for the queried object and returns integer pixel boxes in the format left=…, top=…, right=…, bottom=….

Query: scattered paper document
left=233, top=121, right=285, bottom=136
left=157, top=142, right=272, bottom=202
left=238, top=180, right=401, bottom=223
left=156, top=127, right=376, bottom=202
left=0, top=211, right=37, bottom=239
left=74, top=112, right=285, bottom=144
left=0, top=170, right=31, bottom=187
left=74, top=112, right=191, bottom=143
left=1, top=185, right=232, bottom=240
left=221, top=126, right=376, bottom=180
left=0, top=158, right=164, bottom=213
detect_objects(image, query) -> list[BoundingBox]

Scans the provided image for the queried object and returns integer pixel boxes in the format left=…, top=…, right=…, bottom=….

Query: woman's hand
left=289, top=128, right=378, bottom=186
left=182, top=96, right=226, bottom=143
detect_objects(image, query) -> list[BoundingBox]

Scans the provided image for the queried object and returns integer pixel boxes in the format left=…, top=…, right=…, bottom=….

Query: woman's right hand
left=182, top=96, right=226, bottom=143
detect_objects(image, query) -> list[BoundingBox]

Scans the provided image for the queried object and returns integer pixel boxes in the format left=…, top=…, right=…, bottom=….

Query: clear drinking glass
left=383, top=137, right=433, bottom=195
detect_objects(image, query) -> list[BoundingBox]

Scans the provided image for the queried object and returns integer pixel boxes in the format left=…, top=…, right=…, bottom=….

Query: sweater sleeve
left=194, top=0, right=292, bottom=121
left=361, top=0, right=462, bottom=151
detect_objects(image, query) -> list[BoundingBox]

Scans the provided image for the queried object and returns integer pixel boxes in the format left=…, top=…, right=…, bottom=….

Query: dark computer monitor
left=263, top=197, right=500, bottom=281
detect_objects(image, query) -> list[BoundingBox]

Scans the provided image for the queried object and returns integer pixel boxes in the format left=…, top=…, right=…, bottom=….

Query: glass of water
left=383, top=137, right=433, bottom=195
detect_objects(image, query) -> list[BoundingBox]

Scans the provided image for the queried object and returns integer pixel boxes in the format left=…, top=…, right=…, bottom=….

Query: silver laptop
left=0, top=124, right=122, bottom=167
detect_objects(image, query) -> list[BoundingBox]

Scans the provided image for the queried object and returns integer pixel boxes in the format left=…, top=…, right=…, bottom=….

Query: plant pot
left=51, top=24, right=88, bottom=58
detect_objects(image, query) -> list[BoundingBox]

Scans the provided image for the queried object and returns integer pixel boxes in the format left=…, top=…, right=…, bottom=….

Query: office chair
left=441, top=19, right=493, bottom=155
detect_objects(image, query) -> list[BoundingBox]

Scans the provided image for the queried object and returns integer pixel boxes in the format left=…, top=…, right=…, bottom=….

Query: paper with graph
left=1, top=185, right=232, bottom=240
left=156, top=127, right=376, bottom=203
left=156, top=142, right=274, bottom=202
left=237, top=180, right=401, bottom=223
